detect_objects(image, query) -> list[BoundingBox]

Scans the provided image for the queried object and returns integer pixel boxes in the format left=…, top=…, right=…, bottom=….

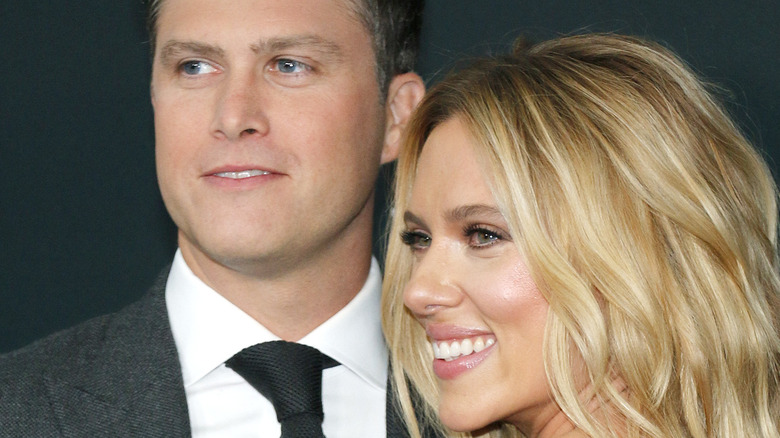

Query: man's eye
left=274, top=59, right=309, bottom=74
left=179, top=60, right=217, bottom=76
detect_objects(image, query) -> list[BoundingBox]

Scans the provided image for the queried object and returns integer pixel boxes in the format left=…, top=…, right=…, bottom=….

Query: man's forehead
left=153, top=0, right=366, bottom=25
left=153, top=0, right=370, bottom=41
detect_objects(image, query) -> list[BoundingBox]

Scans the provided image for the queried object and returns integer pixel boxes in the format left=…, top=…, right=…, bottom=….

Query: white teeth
left=450, top=341, right=461, bottom=357
left=460, top=338, right=473, bottom=355
left=439, top=343, right=450, bottom=359
left=215, top=170, right=270, bottom=179
left=431, top=336, right=495, bottom=361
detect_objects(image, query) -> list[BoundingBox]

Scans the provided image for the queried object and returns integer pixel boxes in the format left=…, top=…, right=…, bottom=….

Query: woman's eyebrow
left=445, top=204, right=503, bottom=223
left=403, top=210, right=426, bottom=228
left=403, top=204, right=503, bottom=227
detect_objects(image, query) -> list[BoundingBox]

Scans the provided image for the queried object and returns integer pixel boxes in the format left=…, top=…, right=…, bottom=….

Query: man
left=0, top=0, right=426, bottom=436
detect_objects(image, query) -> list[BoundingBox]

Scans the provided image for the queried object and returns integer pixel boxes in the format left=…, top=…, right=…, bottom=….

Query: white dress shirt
left=166, top=250, right=388, bottom=437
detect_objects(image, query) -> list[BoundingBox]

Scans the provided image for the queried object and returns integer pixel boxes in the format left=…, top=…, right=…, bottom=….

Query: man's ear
left=381, top=72, right=425, bottom=164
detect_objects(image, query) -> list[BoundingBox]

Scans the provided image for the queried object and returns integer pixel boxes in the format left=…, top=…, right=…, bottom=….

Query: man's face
left=151, top=0, right=388, bottom=277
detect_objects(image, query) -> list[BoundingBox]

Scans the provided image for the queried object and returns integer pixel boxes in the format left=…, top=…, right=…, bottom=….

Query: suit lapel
left=45, top=270, right=191, bottom=437
left=40, top=269, right=439, bottom=437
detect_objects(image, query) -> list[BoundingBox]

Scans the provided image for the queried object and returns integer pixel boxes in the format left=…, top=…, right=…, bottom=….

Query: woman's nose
left=402, top=248, right=463, bottom=318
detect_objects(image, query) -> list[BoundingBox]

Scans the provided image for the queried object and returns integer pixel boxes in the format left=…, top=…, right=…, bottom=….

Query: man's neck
left=179, top=236, right=373, bottom=341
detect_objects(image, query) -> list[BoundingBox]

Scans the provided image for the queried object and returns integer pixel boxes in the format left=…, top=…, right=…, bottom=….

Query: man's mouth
left=213, top=170, right=271, bottom=179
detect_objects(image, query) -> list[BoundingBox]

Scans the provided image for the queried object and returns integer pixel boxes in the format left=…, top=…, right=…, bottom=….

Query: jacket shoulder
left=0, top=312, right=116, bottom=435
left=0, top=271, right=188, bottom=436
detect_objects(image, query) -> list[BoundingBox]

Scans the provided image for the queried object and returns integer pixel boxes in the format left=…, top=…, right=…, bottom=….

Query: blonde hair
left=382, top=34, right=780, bottom=437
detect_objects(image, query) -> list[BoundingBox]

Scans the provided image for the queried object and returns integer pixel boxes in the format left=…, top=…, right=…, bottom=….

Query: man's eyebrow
left=157, top=41, right=226, bottom=67
left=250, top=35, right=344, bottom=60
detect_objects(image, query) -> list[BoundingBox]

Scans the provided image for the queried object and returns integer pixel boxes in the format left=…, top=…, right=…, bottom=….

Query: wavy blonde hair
left=382, top=34, right=780, bottom=437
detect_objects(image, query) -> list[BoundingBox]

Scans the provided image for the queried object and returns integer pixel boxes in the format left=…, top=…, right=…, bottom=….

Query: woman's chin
left=439, top=405, right=497, bottom=433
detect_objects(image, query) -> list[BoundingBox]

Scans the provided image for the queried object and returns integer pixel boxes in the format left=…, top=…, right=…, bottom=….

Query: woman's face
left=401, top=117, right=558, bottom=433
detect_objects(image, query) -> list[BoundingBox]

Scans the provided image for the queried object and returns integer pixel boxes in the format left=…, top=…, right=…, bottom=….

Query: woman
left=382, top=34, right=780, bottom=437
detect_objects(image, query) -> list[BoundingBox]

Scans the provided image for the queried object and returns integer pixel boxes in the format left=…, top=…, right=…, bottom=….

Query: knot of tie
left=226, top=340, right=338, bottom=438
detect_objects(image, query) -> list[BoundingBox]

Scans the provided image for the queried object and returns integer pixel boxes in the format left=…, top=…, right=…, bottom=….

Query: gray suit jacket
left=0, top=271, right=424, bottom=437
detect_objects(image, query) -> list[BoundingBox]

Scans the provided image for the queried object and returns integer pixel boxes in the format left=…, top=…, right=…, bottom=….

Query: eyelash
left=176, top=59, right=219, bottom=77
left=463, top=224, right=506, bottom=248
left=270, top=58, right=312, bottom=74
left=177, top=60, right=197, bottom=72
left=400, top=230, right=430, bottom=250
left=174, top=57, right=311, bottom=78
left=399, top=225, right=508, bottom=251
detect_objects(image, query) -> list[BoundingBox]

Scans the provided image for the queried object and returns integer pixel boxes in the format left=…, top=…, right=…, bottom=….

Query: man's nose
left=210, top=72, right=270, bottom=141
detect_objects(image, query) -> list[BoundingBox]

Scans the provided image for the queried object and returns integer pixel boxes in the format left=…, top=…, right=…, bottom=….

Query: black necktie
left=225, top=340, right=338, bottom=438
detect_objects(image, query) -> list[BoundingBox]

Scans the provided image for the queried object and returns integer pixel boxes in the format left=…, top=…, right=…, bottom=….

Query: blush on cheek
left=487, top=259, right=548, bottom=322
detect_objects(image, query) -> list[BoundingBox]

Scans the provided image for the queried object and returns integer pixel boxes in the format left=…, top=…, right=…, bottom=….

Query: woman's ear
left=381, top=72, right=425, bottom=164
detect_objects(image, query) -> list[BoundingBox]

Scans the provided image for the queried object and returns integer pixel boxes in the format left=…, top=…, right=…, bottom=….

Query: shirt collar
left=166, top=250, right=388, bottom=390
left=299, top=257, right=388, bottom=389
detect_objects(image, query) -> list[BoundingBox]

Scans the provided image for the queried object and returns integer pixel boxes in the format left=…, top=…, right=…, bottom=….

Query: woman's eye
left=180, top=60, right=217, bottom=76
left=400, top=230, right=431, bottom=250
left=466, top=226, right=505, bottom=248
left=273, top=59, right=309, bottom=74
left=474, top=230, right=499, bottom=245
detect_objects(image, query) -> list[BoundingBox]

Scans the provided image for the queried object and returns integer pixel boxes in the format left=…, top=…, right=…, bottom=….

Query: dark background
left=2, top=0, right=778, bottom=352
